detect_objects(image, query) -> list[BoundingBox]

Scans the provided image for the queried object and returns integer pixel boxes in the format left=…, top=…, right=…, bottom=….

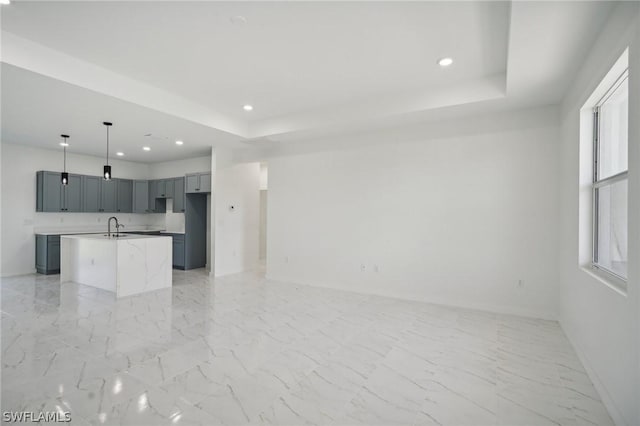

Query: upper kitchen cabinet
left=63, top=174, right=83, bottom=212
left=82, top=175, right=101, bottom=212
left=148, top=180, right=166, bottom=213
left=185, top=172, right=211, bottom=193
left=151, top=178, right=175, bottom=199
left=100, top=179, right=118, bottom=213
left=173, top=177, right=186, bottom=212
left=82, top=175, right=117, bottom=212
left=116, top=179, right=133, bottom=213
left=36, top=171, right=82, bottom=212
left=153, top=179, right=166, bottom=199
left=132, top=180, right=149, bottom=213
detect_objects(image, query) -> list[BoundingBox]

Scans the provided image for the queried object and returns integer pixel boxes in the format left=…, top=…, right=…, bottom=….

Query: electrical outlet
left=360, top=264, right=366, bottom=272
left=285, top=256, right=289, bottom=264
left=374, top=264, right=379, bottom=273
left=518, top=279, right=524, bottom=288
left=60, top=217, right=64, bottom=223
left=97, top=218, right=101, bottom=223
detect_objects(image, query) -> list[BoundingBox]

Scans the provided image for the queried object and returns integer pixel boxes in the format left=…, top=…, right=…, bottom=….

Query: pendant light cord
left=63, top=145, right=66, bottom=172
left=106, top=125, right=110, bottom=166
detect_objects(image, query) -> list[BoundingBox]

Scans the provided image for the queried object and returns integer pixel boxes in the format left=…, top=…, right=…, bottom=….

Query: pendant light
left=103, top=122, right=112, bottom=180
left=60, top=134, right=70, bottom=185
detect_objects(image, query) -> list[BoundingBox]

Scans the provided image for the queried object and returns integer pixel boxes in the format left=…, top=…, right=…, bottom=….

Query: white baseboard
left=265, top=274, right=558, bottom=321
left=559, top=320, right=627, bottom=426
left=0, top=270, right=37, bottom=278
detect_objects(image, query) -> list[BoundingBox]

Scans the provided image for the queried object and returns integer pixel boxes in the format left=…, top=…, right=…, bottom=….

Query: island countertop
left=34, top=227, right=166, bottom=236
left=60, top=233, right=172, bottom=297
left=61, top=233, right=171, bottom=241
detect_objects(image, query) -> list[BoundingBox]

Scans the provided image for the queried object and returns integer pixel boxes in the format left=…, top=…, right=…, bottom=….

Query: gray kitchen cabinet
left=133, top=180, right=149, bottom=213
left=100, top=179, right=118, bottom=213
left=185, top=174, right=199, bottom=193
left=82, top=175, right=120, bottom=212
left=153, top=179, right=174, bottom=199
left=164, top=179, right=174, bottom=199
left=36, top=171, right=62, bottom=212
left=199, top=173, right=211, bottom=192
left=63, top=174, right=83, bottom=212
left=116, top=179, right=133, bottom=213
left=173, top=177, right=185, bottom=212
left=82, top=176, right=101, bottom=212
left=154, top=179, right=166, bottom=198
left=185, top=172, right=211, bottom=193
left=148, top=180, right=157, bottom=209
left=36, top=171, right=82, bottom=212
left=35, top=235, right=60, bottom=274
left=169, top=234, right=185, bottom=269
left=147, top=180, right=166, bottom=213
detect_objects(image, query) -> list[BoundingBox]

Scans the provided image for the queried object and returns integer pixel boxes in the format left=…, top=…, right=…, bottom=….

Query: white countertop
left=160, top=231, right=185, bottom=235
left=35, top=227, right=166, bottom=236
left=61, top=233, right=171, bottom=241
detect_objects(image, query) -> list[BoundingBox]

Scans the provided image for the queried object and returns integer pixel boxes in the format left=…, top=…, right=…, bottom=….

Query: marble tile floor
left=1, top=269, right=613, bottom=426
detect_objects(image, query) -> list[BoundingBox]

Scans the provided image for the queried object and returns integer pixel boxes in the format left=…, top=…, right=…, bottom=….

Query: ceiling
left=0, top=1, right=615, bottom=162
left=1, top=63, right=239, bottom=162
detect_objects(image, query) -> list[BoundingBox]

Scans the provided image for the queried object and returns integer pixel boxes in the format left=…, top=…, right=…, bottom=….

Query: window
left=592, top=71, right=628, bottom=280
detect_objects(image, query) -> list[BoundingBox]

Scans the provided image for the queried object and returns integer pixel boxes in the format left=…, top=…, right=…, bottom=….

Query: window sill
left=580, top=265, right=627, bottom=297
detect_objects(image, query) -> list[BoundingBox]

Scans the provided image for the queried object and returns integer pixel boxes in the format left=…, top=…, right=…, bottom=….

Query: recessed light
left=59, top=142, right=69, bottom=147
left=0, top=0, right=11, bottom=5
left=116, top=152, right=124, bottom=156
left=438, top=57, right=453, bottom=67
left=143, top=147, right=151, bottom=151
left=175, top=140, right=184, bottom=145
left=230, top=15, right=247, bottom=25
left=243, top=105, right=253, bottom=111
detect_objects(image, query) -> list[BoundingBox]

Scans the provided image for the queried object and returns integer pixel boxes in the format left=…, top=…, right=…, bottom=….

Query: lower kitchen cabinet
left=171, top=234, right=186, bottom=269
left=35, top=235, right=60, bottom=274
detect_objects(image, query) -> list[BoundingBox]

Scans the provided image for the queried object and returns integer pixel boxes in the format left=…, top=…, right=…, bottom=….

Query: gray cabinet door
left=154, top=180, right=167, bottom=198
left=199, top=173, right=211, bottom=193
left=172, top=238, right=185, bottom=268
left=148, top=180, right=157, bottom=211
left=173, top=177, right=185, bottom=212
left=101, top=179, right=118, bottom=212
left=164, top=179, right=174, bottom=199
left=133, top=180, right=149, bottom=213
left=35, top=235, right=47, bottom=272
left=185, top=174, right=200, bottom=193
left=47, top=237, right=60, bottom=272
left=42, top=171, right=63, bottom=212
left=82, top=176, right=101, bottom=212
left=116, top=179, right=133, bottom=213
left=63, top=174, right=83, bottom=212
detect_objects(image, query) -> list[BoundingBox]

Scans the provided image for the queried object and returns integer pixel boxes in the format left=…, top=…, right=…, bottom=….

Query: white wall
left=147, top=155, right=211, bottom=179
left=0, top=142, right=163, bottom=276
left=266, top=106, right=561, bottom=319
left=214, top=162, right=260, bottom=277
left=559, top=3, right=640, bottom=426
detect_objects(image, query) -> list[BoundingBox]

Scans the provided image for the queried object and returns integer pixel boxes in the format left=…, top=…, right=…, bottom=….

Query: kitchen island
left=60, top=233, right=172, bottom=297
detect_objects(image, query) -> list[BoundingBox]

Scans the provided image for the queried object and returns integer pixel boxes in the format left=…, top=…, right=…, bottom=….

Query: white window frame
left=591, top=70, right=629, bottom=281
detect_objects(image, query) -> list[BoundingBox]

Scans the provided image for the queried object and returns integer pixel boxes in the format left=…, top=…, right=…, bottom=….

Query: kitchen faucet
left=107, top=216, right=120, bottom=238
